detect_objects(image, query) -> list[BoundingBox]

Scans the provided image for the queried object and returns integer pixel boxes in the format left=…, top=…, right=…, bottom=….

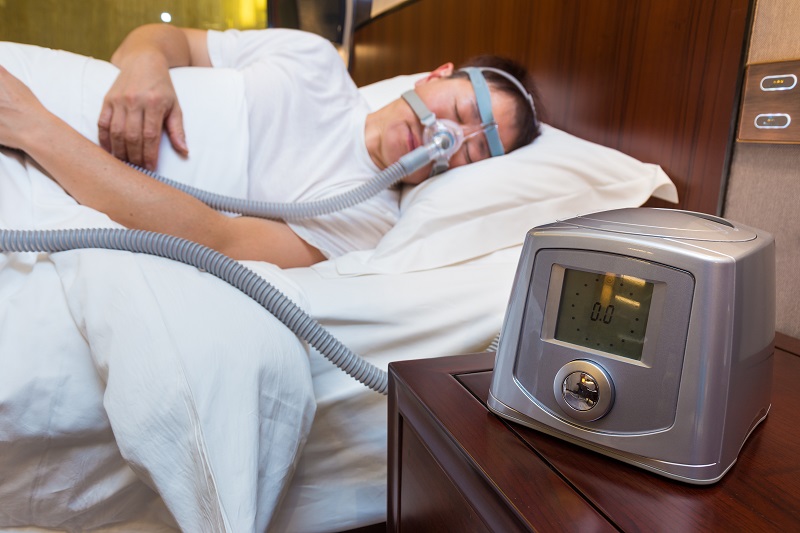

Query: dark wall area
left=351, top=0, right=753, bottom=215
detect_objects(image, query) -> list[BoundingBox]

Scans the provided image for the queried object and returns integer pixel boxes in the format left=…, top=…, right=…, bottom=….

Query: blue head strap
left=462, top=67, right=505, bottom=157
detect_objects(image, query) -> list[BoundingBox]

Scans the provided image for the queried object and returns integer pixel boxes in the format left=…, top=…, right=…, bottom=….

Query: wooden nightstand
left=387, top=333, right=800, bottom=532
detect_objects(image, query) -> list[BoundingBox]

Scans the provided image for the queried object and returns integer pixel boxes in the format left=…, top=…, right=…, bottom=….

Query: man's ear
left=415, top=62, right=455, bottom=86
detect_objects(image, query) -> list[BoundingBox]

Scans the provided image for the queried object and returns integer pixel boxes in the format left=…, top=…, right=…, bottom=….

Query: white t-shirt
left=206, top=29, right=400, bottom=258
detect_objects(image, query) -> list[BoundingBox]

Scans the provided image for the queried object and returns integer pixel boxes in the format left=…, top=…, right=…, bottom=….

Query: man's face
left=365, top=76, right=520, bottom=185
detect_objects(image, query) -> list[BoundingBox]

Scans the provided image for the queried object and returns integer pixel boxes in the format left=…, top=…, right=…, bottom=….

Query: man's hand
left=98, top=52, right=188, bottom=170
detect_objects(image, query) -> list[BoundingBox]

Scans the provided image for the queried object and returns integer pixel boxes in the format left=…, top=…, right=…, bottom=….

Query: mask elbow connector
left=397, top=118, right=464, bottom=176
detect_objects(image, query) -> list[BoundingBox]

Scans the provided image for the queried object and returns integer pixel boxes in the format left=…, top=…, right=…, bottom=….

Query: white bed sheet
left=270, top=247, right=520, bottom=532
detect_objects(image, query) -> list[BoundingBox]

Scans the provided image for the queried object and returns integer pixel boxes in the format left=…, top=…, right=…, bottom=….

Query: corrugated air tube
left=133, top=154, right=408, bottom=221
left=0, top=132, right=460, bottom=395
left=0, top=228, right=388, bottom=394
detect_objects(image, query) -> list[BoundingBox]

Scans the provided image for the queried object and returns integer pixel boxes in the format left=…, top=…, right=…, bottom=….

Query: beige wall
left=724, top=0, right=800, bottom=338
left=0, top=0, right=266, bottom=60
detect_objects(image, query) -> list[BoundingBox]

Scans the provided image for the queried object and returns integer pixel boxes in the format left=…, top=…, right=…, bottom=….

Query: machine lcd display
left=554, top=268, right=654, bottom=360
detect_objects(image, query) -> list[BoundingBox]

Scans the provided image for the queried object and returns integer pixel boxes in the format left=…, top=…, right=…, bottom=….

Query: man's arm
left=99, top=24, right=210, bottom=170
left=0, top=66, right=324, bottom=268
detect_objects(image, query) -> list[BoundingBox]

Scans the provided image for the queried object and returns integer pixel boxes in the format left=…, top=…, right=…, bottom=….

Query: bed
left=0, top=1, right=750, bottom=531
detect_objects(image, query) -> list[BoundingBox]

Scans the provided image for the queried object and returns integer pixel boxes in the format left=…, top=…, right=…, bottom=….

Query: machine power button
left=562, top=371, right=600, bottom=411
left=554, top=360, right=615, bottom=422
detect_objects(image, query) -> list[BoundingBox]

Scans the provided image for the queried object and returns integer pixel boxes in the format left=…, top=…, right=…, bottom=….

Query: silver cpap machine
left=488, top=208, right=775, bottom=484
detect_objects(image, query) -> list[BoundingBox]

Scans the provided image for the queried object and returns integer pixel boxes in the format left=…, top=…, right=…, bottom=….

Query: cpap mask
left=401, top=90, right=465, bottom=175
left=401, top=66, right=537, bottom=176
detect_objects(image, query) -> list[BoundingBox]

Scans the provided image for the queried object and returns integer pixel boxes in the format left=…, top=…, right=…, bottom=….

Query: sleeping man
left=0, top=23, right=540, bottom=268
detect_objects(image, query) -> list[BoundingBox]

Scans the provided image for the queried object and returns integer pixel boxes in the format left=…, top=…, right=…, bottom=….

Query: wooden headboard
left=349, top=0, right=753, bottom=215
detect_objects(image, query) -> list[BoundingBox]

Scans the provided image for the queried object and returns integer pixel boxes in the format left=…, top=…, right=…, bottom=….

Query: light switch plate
left=738, top=60, right=800, bottom=144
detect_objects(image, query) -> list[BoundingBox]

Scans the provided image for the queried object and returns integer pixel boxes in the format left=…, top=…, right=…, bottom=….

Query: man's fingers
left=124, top=108, right=146, bottom=167
left=97, top=102, right=113, bottom=153
left=98, top=69, right=181, bottom=169
left=165, top=104, right=188, bottom=157
left=108, top=104, right=129, bottom=163
left=142, top=106, right=166, bottom=170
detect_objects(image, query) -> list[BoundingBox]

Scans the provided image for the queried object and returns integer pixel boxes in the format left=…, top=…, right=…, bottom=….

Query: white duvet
left=0, top=43, right=318, bottom=532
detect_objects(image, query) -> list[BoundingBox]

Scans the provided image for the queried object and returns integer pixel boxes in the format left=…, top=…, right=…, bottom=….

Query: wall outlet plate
left=738, top=60, right=800, bottom=144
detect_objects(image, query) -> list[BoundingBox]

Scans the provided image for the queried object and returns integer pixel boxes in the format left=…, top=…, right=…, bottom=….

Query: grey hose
left=132, top=142, right=437, bottom=221
left=0, top=135, right=449, bottom=395
left=0, top=228, right=389, bottom=394
left=486, top=333, right=501, bottom=353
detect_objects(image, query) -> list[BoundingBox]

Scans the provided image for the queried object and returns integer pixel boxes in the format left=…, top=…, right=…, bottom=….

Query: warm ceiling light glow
left=239, top=0, right=256, bottom=28
left=160, top=12, right=172, bottom=23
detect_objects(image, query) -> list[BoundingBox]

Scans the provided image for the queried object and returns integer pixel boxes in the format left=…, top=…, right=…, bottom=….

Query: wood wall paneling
left=352, top=0, right=753, bottom=215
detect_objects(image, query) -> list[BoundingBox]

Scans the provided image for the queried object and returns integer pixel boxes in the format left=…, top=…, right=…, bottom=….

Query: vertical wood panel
left=352, top=0, right=753, bottom=215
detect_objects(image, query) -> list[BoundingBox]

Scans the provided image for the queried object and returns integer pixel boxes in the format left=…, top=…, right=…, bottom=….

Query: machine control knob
left=562, top=371, right=599, bottom=411
left=554, top=360, right=615, bottom=422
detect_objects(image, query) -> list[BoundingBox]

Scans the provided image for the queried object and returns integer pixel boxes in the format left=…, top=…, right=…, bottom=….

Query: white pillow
left=358, top=73, right=428, bottom=110
left=334, top=75, right=679, bottom=275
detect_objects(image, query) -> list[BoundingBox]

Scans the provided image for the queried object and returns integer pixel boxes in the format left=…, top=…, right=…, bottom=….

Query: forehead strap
left=461, top=67, right=504, bottom=157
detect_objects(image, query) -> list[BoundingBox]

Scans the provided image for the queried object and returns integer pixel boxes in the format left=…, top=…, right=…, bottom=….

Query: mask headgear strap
left=401, top=89, right=450, bottom=175
left=461, top=66, right=538, bottom=157
left=401, top=90, right=435, bottom=127
left=471, top=67, right=537, bottom=121
left=461, top=67, right=504, bottom=157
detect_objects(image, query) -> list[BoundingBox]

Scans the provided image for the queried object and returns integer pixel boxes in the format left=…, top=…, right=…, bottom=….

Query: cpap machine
left=487, top=208, right=775, bottom=484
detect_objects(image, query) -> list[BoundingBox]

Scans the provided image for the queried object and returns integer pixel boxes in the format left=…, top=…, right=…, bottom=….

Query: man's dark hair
left=452, top=55, right=542, bottom=153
